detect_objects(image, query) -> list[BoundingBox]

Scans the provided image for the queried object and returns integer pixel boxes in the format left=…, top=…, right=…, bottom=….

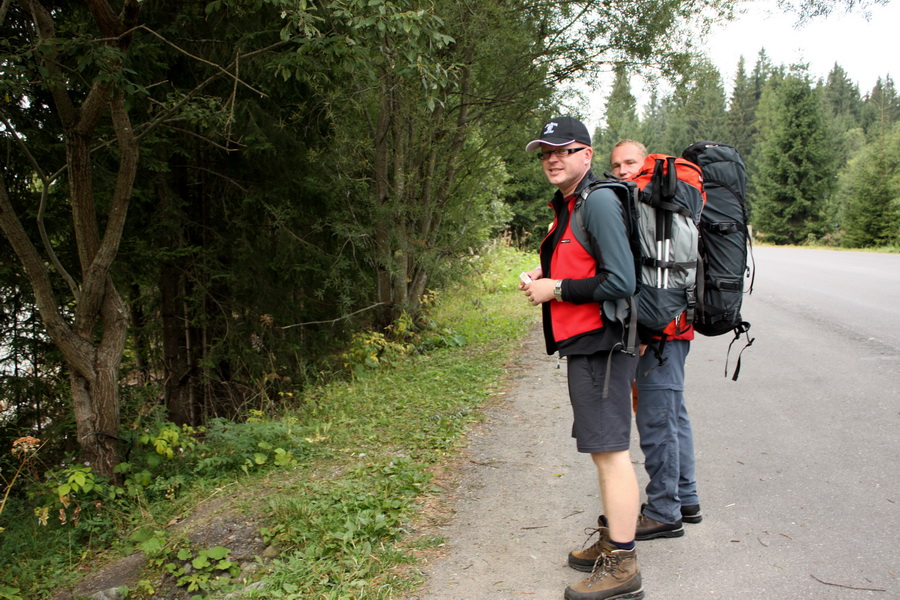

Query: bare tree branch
left=0, top=116, right=81, bottom=300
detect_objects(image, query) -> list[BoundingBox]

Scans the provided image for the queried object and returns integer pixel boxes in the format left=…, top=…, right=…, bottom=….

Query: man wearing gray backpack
left=610, top=139, right=703, bottom=538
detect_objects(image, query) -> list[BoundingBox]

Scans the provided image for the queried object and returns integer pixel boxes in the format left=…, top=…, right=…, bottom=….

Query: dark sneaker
left=681, top=504, right=703, bottom=524
left=564, top=547, right=644, bottom=600
left=568, top=516, right=609, bottom=572
left=635, top=512, right=684, bottom=540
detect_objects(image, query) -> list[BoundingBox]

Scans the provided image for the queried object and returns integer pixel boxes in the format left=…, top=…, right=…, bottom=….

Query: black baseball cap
left=525, top=116, right=591, bottom=152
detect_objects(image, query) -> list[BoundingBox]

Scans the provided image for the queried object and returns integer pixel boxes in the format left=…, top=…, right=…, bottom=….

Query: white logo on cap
left=543, top=122, right=559, bottom=135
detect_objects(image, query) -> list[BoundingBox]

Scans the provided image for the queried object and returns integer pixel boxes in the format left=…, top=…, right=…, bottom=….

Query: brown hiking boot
left=567, top=516, right=609, bottom=572
left=564, top=546, right=644, bottom=600
left=635, top=512, right=684, bottom=540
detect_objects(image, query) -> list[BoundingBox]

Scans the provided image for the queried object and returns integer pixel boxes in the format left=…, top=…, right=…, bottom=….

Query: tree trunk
left=69, top=277, right=128, bottom=474
left=2, top=0, right=142, bottom=478
left=160, top=260, right=196, bottom=426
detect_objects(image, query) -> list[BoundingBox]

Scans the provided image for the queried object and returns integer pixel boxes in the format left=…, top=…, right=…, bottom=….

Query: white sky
left=707, top=0, right=897, bottom=94
left=585, top=0, right=898, bottom=128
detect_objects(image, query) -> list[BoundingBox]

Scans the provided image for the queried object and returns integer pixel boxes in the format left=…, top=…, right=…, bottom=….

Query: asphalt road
left=408, top=246, right=899, bottom=600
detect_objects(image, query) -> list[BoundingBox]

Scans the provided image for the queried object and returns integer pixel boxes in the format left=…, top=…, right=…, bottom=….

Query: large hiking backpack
left=681, top=141, right=755, bottom=378
left=629, top=154, right=705, bottom=343
left=572, top=155, right=705, bottom=361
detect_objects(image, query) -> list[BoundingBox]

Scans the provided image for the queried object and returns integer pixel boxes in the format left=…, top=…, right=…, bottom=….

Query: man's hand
left=518, top=267, right=543, bottom=290
left=522, top=277, right=558, bottom=306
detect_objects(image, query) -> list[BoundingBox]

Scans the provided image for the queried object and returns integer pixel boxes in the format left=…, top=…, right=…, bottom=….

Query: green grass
left=0, top=242, right=541, bottom=600
left=239, top=243, right=539, bottom=599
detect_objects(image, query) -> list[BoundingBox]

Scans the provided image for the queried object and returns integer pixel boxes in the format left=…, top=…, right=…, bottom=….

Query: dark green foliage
left=752, top=69, right=836, bottom=244
left=594, top=65, right=642, bottom=153
left=839, top=124, right=900, bottom=247
left=861, top=75, right=900, bottom=136
left=658, top=58, right=729, bottom=155
left=727, top=57, right=760, bottom=160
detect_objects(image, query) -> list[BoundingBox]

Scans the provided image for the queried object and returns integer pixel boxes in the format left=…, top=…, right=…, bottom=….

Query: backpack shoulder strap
left=572, top=180, right=640, bottom=361
left=574, top=180, right=638, bottom=248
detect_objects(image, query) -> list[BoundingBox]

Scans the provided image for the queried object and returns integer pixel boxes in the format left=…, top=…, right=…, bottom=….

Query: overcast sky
left=585, top=0, right=898, bottom=127
left=707, top=0, right=897, bottom=93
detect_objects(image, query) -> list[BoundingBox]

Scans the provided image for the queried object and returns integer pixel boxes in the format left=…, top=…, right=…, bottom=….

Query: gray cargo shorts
left=566, top=350, right=638, bottom=453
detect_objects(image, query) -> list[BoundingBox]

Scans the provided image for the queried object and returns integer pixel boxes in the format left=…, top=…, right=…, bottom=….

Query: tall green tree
left=861, top=75, right=900, bottom=137
left=659, top=58, right=728, bottom=154
left=594, top=65, right=641, bottom=153
left=820, top=63, right=862, bottom=128
left=0, top=0, right=147, bottom=477
left=727, top=56, right=760, bottom=158
left=752, top=67, right=836, bottom=244
left=839, top=123, right=900, bottom=247
left=819, top=63, right=864, bottom=164
left=639, top=89, right=667, bottom=152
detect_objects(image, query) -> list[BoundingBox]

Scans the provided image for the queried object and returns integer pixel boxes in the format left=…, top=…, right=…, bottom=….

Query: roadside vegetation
left=0, top=243, right=537, bottom=600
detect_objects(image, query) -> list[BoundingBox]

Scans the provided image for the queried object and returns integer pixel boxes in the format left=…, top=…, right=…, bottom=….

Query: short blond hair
left=610, top=139, right=648, bottom=164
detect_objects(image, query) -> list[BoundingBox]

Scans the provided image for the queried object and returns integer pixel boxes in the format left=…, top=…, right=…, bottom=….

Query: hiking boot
left=681, top=504, right=703, bottom=524
left=635, top=512, right=684, bottom=540
left=564, top=547, right=644, bottom=600
left=568, top=516, right=609, bottom=572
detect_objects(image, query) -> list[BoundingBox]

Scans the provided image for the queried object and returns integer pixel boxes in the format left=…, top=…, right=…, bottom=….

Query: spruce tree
left=752, top=67, right=836, bottom=245
left=750, top=50, right=773, bottom=104
left=821, top=63, right=862, bottom=128
left=596, top=65, right=641, bottom=154
left=840, top=123, right=900, bottom=247
left=660, top=58, right=728, bottom=155
left=639, top=89, right=666, bottom=152
left=862, top=76, right=900, bottom=137
left=820, top=64, right=864, bottom=165
left=727, top=56, right=758, bottom=158
left=818, top=64, right=865, bottom=230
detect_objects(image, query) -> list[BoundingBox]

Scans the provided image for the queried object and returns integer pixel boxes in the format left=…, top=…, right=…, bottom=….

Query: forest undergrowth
left=0, top=244, right=538, bottom=600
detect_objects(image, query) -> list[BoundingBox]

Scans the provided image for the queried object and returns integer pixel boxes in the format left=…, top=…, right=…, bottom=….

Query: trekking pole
left=652, top=158, right=666, bottom=288
left=663, top=210, right=673, bottom=288
left=662, top=157, right=677, bottom=289
left=656, top=207, right=665, bottom=287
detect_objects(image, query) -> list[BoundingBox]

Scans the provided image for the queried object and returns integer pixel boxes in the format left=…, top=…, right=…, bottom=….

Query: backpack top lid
left=631, top=153, right=706, bottom=225
left=682, top=141, right=744, bottom=166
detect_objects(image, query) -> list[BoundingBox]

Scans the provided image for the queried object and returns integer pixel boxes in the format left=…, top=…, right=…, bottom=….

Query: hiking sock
left=609, top=539, right=636, bottom=551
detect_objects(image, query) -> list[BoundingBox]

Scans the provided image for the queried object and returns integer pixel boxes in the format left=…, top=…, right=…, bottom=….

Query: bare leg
left=591, top=449, right=639, bottom=543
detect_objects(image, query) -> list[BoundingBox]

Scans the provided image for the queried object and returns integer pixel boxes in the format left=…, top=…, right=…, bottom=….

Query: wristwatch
left=554, top=280, right=563, bottom=302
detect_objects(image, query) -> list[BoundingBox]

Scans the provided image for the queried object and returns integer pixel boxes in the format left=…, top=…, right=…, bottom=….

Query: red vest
left=546, top=196, right=604, bottom=344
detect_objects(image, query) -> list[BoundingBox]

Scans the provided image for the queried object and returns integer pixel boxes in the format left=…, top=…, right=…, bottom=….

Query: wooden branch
left=0, top=116, right=81, bottom=300
left=19, top=0, right=78, bottom=126
left=810, top=575, right=886, bottom=592
left=161, top=124, right=244, bottom=153
left=75, top=94, right=138, bottom=327
left=0, top=176, right=94, bottom=377
left=131, top=25, right=268, bottom=97
left=280, top=303, right=388, bottom=329
left=0, top=0, right=12, bottom=28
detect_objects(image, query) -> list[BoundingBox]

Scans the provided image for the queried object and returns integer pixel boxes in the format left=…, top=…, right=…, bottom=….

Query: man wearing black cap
left=520, top=117, right=644, bottom=600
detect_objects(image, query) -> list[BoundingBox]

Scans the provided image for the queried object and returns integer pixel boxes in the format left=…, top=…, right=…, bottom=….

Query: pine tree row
left=595, top=53, right=900, bottom=248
